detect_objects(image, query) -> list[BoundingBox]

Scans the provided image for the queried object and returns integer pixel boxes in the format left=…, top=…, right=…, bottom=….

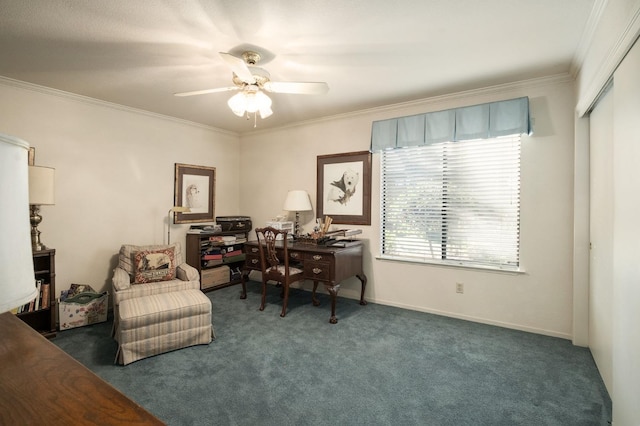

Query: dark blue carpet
left=53, top=282, right=612, bottom=426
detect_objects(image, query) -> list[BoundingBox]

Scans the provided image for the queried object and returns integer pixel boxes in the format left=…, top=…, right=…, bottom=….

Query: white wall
left=0, top=79, right=241, bottom=296
left=240, top=75, right=577, bottom=339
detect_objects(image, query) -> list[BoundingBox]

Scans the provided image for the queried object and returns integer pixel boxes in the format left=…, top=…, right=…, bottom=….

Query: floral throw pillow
left=133, top=247, right=176, bottom=284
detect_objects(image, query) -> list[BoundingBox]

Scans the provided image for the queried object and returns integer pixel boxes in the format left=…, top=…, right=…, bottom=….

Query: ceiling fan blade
left=219, top=52, right=255, bottom=83
left=263, top=81, right=329, bottom=95
left=174, top=87, right=238, bottom=97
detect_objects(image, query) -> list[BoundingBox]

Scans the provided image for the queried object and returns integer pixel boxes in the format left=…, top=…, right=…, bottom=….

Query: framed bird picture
left=316, top=151, right=371, bottom=225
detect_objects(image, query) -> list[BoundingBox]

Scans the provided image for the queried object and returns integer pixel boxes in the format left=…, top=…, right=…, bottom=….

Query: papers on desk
left=330, top=239, right=361, bottom=247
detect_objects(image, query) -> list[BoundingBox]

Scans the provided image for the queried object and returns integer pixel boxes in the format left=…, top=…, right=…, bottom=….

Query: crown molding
left=0, top=76, right=238, bottom=137
left=243, top=73, right=574, bottom=137
left=570, top=0, right=609, bottom=78
left=576, top=1, right=640, bottom=116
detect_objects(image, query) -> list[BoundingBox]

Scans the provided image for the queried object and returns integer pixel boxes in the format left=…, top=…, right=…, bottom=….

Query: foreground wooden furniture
left=245, top=239, right=367, bottom=323
left=254, top=227, right=305, bottom=317
left=0, top=312, right=163, bottom=425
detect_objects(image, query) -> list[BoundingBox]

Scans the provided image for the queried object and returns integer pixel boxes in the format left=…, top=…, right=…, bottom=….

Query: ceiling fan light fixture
left=227, top=92, right=247, bottom=117
left=227, top=90, right=273, bottom=119
left=259, top=105, right=273, bottom=119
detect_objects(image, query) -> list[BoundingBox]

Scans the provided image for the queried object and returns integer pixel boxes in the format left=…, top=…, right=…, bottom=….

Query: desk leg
left=356, top=273, right=368, bottom=305
left=311, top=281, right=321, bottom=306
left=324, top=283, right=341, bottom=324
left=240, top=272, right=249, bottom=299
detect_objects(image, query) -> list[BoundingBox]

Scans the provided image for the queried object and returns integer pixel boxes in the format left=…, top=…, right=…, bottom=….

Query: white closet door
left=588, top=84, right=614, bottom=395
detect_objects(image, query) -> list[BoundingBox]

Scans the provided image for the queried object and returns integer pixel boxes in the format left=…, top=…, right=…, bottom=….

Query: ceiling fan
left=174, top=51, right=329, bottom=121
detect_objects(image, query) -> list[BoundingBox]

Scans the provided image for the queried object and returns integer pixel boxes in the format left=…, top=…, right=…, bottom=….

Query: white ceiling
left=0, top=0, right=598, bottom=134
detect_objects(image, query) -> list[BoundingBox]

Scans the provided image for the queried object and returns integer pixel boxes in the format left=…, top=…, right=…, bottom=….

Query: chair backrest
left=255, top=227, right=291, bottom=279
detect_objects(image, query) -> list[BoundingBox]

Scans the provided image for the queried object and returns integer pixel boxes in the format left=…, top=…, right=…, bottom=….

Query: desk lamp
left=0, top=133, right=38, bottom=313
left=28, top=165, right=55, bottom=251
left=167, top=206, right=191, bottom=244
left=283, top=190, right=312, bottom=237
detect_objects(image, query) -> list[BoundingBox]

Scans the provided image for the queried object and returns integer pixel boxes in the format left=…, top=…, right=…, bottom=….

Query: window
left=381, top=135, right=521, bottom=270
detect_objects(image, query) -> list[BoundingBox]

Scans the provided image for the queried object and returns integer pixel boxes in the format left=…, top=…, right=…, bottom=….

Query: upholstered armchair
left=111, top=242, right=213, bottom=365
left=111, top=242, right=200, bottom=334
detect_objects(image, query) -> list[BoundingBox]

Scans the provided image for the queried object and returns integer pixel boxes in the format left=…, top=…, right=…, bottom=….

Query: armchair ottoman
left=112, top=243, right=214, bottom=365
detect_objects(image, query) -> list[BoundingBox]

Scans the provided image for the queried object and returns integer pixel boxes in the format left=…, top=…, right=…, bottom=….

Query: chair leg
left=280, top=282, right=290, bottom=317
left=259, top=278, right=267, bottom=311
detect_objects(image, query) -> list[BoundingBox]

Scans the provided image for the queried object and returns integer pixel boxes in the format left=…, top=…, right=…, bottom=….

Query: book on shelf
left=222, top=254, right=246, bottom=264
left=34, top=280, right=42, bottom=311
left=41, top=283, right=50, bottom=309
left=203, top=246, right=223, bottom=254
left=203, top=254, right=223, bottom=261
left=203, top=259, right=223, bottom=267
left=18, top=280, right=48, bottom=314
left=223, top=249, right=243, bottom=257
left=207, top=235, right=236, bottom=243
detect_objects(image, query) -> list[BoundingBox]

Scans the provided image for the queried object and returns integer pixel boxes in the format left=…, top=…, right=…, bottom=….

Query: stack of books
left=15, top=279, right=50, bottom=314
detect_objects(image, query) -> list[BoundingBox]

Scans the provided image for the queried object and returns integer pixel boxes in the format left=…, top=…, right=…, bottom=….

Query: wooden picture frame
left=173, top=163, right=216, bottom=224
left=316, top=151, right=371, bottom=225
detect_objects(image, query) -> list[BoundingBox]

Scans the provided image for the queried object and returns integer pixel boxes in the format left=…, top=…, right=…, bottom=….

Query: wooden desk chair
left=255, top=226, right=304, bottom=317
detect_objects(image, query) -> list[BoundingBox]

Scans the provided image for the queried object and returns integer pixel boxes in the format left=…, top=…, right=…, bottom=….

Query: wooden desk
left=244, top=240, right=367, bottom=323
left=0, top=312, right=163, bottom=425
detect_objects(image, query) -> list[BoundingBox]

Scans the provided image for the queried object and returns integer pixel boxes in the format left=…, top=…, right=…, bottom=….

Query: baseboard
left=370, top=298, right=572, bottom=341
left=249, top=278, right=573, bottom=341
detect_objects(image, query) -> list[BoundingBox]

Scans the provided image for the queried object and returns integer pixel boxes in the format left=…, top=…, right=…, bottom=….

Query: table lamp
left=0, top=133, right=38, bottom=313
left=167, top=206, right=191, bottom=244
left=283, top=190, right=312, bottom=237
left=29, top=165, right=55, bottom=251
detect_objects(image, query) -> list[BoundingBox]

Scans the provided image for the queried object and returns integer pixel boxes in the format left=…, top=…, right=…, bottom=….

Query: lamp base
left=294, top=211, right=301, bottom=238
left=30, top=205, right=47, bottom=251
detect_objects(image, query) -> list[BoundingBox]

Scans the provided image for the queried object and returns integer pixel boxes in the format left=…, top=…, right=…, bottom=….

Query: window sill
left=376, top=255, right=526, bottom=275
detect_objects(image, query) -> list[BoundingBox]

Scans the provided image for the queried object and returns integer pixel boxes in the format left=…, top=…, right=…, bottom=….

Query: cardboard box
left=58, top=292, right=108, bottom=330
left=201, top=265, right=230, bottom=289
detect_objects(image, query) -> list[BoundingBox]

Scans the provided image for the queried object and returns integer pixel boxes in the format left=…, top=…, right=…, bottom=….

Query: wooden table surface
left=0, top=312, right=164, bottom=425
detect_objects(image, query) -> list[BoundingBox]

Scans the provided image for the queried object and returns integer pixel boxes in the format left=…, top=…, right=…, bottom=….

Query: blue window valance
left=371, top=96, right=532, bottom=152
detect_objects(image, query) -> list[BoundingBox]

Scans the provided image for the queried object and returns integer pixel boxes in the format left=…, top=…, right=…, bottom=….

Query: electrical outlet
left=456, top=282, right=464, bottom=294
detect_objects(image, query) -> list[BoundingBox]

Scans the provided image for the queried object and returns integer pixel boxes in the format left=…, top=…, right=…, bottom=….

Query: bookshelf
left=17, top=248, right=56, bottom=338
left=185, top=231, right=248, bottom=295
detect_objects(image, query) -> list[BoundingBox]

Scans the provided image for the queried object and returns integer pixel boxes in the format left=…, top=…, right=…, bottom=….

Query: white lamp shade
left=283, top=190, right=313, bottom=212
left=0, top=133, right=38, bottom=313
left=29, top=166, right=55, bottom=205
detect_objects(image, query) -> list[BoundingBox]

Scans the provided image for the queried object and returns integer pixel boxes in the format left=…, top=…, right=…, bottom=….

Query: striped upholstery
left=115, top=289, right=213, bottom=365
left=112, top=243, right=213, bottom=365
left=111, top=244, right=201, bottom=338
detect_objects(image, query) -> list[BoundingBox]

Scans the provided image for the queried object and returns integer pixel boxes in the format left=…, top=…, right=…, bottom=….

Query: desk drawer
left=305, top=252, right=331, bottom=263
left=245, top=254, right=261, bottom=270
left=288, top=251, right=303, bottom=264
left=244, top=246, right=261, bottom=271
left=304, top=261, right=332, bottom=281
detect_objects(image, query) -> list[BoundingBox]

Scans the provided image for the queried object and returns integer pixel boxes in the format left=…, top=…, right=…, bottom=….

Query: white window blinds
left=381, top=135, right=521, bottom=270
